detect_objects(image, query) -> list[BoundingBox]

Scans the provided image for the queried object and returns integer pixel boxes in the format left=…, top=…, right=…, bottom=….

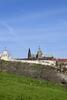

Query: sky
left=0, top=0, right=67, bottom=58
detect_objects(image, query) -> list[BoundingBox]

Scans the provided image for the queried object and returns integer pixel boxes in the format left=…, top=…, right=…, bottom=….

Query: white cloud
left=0, top=20, right=14, bottom=36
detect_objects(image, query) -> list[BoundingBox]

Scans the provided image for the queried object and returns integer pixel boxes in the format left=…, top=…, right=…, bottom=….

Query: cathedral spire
left=28, top=48, right=31, bottom=59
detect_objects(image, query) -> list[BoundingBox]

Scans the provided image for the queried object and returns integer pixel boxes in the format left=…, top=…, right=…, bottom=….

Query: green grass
left=0, top=72, right=67, bottom=100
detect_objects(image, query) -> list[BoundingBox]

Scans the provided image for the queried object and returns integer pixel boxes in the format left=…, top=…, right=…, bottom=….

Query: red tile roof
left=51, top=58, right=67, bottom=62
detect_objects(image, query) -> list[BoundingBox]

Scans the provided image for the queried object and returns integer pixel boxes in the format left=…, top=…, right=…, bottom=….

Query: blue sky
left=0, top=0, right=67, bottom=58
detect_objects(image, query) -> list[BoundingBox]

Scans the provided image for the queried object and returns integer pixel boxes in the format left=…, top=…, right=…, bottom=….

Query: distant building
left=28, top=48, right=32, bottom=59
left=27, top=47, right=54, bottom=60
left=36, top=47, right=44, bottom=59
left=0, top=49, right=11, bottom=61
left=28, top=47, right=44, bottom=60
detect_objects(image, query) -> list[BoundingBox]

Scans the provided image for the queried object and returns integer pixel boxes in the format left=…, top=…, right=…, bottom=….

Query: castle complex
left=0, top=47, right=67, bottom=67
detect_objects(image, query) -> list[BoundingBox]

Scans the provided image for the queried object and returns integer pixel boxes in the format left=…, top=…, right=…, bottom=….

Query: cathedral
left=28, top=47, right=53, bottom=60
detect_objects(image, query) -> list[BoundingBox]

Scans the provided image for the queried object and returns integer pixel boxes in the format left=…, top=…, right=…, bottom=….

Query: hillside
left=0, top=60, right=63, bottom=83
left=0, top=72, right=67, bottom=100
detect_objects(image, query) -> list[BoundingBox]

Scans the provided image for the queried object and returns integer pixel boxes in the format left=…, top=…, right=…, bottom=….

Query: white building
left=0, top=50, right=11, bottom=61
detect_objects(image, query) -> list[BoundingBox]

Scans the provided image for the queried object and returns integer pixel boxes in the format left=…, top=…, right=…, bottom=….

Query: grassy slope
left=0, top=72, right=67, bottom=100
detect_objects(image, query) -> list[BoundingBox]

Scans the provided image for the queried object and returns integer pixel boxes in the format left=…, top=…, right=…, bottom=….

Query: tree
left=0, top=60, right=3, bottom=72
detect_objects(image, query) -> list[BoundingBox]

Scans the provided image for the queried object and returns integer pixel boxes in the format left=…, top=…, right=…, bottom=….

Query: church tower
left=28, top=48, right=31, bottom=59
left=36, top=46, right=43, bottom=59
